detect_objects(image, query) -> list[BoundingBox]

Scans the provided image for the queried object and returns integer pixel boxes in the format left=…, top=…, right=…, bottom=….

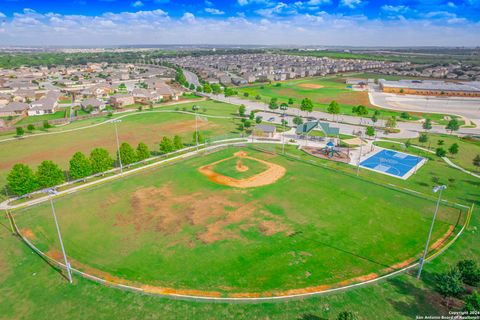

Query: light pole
left=417, top=185, right=447, bottom=279
left=112, top=119, right=123, bottom=174
left=48, top=191, right=73, bottom=284
left=356, top=133, right=364, bottom=176
left=192, top=105, right=200, bottom=151
left=280, top=104, right=288, bottom=154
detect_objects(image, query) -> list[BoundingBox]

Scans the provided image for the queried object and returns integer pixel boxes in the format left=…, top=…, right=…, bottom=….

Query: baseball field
left=12, top=146, right=466, bottom=297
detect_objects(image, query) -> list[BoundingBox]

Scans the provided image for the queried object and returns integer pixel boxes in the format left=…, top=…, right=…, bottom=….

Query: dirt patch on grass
left=20, top=228, right=36, bottom=240
left=298, top=83, right=324, bottom=89
left=114, top=185, right=290, bottom=245
left=160, top=119, right=212, bottom=135
left=236, top=159, right=249, bottom=172
left=430, top=225, right=455, bottom=251
left=198, top=151, right=286, bottom=188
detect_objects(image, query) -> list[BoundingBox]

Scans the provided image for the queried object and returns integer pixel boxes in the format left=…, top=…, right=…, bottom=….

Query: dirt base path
left=198, top=151, right=286, bottom=188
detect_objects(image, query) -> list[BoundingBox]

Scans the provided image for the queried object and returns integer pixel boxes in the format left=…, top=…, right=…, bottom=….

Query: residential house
left=110, top=94, right=135, bottom=108
left=0, top=102, right=29, bottom=117
left=81, top=98, right=106, bottom=113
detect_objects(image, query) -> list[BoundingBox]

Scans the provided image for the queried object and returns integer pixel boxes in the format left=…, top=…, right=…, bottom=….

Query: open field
left=12, top=146, right=465, bottom=296
left=0, top=100, right=242, bottom=193
left=236, top=76, right=448, bottom=121
left=1, top=142, right=478, bottom=319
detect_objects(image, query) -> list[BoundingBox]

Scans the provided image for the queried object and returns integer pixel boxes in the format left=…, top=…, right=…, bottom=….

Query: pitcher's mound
left=198, top=151, right=286, bottom=188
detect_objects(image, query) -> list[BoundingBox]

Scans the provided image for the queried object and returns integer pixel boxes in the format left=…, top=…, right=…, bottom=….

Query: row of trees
left=6, top=142, right=151, bottom=196
left=16, top=121, right=53, bottom=137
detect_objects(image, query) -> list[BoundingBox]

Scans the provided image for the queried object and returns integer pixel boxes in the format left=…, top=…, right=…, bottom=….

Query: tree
left=269, top=97, right=279, bottom=110
left=337, top=311, right=359, bottom=320
left=196, top=85, right=203, bottom=92
left=203, top=83, right=212, bottom=93
left=293, top=116, right=303, bottom=126
left=69, top=152, right=92, bottom=180
left=136, top=142, right=150, bottom=161
left=90, top=148, right=113, bottom=174
left=288, top=98, right=294, bottom=105
left=371, top=115, right=378, bottom=124
left=193, top=131, right=204, bottom=144
left=438, top=139, right=445, bottom=146
left=224, top=87, right=236, bottom=97
left=463, top=291, right=480, bottom=312
left=36, top=160, right=64, bottom=189
left=448, top=143, right=459, bottom=157
left=473, top=155, right=480, bottom=170
left=386, top=116, right=397, bottom=129
left=436, top=147, right=447, bottom=157
left=405, top=139, right=412, bottom=148
left=255, top=116, right=262, bottom=124
left=446, top=118, right=460, bottom=134
left=238, top=104, right=246, bottom=117
left=419, top=133, right=428, bottom=145
left=457, top=260, right=480, bottom=287
left=423, top=118, right=432, bottom=131
left=366, top=126, right=375, bottom=138
left=211, top=83, right=222, bottom=95
left=255, top=94, right=261, bottom=100
left=352, top=105, right=368, bottom=116
left=327, top=100, right=340, bottom=115
left=118, top=142, right=137, bottom=165
left=249, top=111, right=255, bottom=120
left=159, top=137, right=174, bottom=153
left=244, top=120, right=252, bottom=129
left=243, top=92, right=249, bottom=97
left=173, top=135, right=183, bottom=150
left=436, top=267, right=464, bottom=298
left=189, top=83, right=195, bottom=90
left=16, top=127, right=24, bottom=137
left=400, top=112, right=410, bottom=119
left=27, top=124, right=35, bottom=132
left=301, top=98, right=314, bottom=114
left=7, top=164, right=38, bottom=196
left=43, top=120, right=51, bottom=129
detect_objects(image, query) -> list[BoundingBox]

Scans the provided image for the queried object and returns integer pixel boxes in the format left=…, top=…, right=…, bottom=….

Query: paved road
left=203, top=93, right=480, bottom=138
left=183, top=69, right=201, bottom=87
left=369, top=84, right=480, bottom=128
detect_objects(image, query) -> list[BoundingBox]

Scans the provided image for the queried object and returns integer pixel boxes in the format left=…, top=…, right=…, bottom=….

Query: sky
left=0, top=0, right=479, bottom=46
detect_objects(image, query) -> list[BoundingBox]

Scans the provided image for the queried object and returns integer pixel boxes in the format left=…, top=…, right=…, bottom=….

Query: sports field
left=12, top=146, right=465, bottom=297
left=0, top=100, right=241, bottom=194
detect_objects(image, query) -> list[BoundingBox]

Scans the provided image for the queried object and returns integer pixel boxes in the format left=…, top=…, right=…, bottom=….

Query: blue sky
left=0, top=0, right=479, bottom=46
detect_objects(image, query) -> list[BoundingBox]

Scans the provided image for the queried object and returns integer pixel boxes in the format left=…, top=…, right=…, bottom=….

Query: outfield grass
left=1, top=143, right=478, bottom=319
left=0, top=100, right=241, bottom=195
left=13, top=147, right=462, bottom=295
left=236, top=77, right=448, bottom=122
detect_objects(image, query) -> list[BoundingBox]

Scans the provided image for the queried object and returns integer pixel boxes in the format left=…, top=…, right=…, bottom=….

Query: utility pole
left=417, top=185, right=447, bottom=279
left=49, top=194, right=73, bottom=284
left=192, top=105, right=199, bottom=151
left=112, top=120, right=123, bottom=174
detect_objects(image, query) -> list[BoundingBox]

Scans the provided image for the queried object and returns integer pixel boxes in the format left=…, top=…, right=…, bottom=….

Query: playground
left=10, top=145, right=465, bottom=298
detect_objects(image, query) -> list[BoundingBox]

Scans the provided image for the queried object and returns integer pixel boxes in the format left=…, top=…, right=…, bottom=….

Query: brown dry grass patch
left=298, top=83, right=324, bottom=89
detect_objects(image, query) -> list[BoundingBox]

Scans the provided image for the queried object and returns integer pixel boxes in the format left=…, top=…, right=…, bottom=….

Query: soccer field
left=12, top=146, right=466, bottom=298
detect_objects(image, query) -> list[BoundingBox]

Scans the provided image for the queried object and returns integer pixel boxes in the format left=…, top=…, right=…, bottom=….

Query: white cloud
left=381, top=5, right=409, bottom=13
left=205, top=8, right=225, bottom=15
left=181, top=12, right=196, bottom=23
left=340, top=0, right=363, bottom=9
left=0, top=12, right=6, bottom=18
left=307, top=0, right=331, bottom=5
left=0, top=8, right=478, bottom=47
left=131, top=1, right=144, bottom=7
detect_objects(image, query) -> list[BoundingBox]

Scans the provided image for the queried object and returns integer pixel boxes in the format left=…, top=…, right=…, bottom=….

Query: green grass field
left=0, top=100, right=242, bottom=195
left=1, top=142, right=478, bottom=319
left=16, top=110, right=67, bottom=126
left=236, top=77, right=448, bottom=122
left=12, top=146, right=464, bottom=296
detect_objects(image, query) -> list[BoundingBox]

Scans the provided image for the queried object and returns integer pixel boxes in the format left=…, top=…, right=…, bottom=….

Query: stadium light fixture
left=417, top=185, right=447, bottom=279
left=112, top=119, right=123, bottom=174
left=47, top=189, right=73, bottom=284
